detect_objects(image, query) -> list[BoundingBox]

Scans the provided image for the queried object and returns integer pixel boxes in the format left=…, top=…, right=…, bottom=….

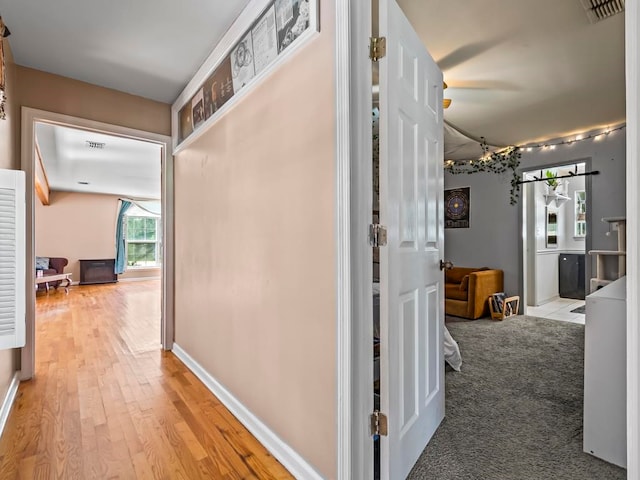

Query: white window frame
left=124, top=206, right=162, bottom=269
left=574, top=189, right=587, bottom=238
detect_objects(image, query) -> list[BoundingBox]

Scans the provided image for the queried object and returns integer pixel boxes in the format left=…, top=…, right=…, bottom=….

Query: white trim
left=519, top=157, right=594, bottom=311
left=171, top=344, right=323, bottom=480
left=0, top=372, right=19, bottom=438
left=335, top=0, right=352, bottom=479
left=161, top=145, right=175, bottom=350
left=124, top=266, right=162, bottom=271
left=20, top=107, right=175, bottom=380
left=116, top=276, right=161, bottom=283
left=171, top=0, right=320, bottom=155
left=535, top=249, right=586, bottom=255
left=0, top=171, right=26, bottom=350
left=625, top=3, right=639, bottom=478
left=347, top=0, right=374, bottom=478
left=123, top=211, right=162, bottom=270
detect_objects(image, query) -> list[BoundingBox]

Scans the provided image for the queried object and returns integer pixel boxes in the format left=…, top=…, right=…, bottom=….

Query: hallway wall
left=173, top=2, right=337, bottom=477
left=0, top=38, right=20, bottom=403
left=0, top=38, right=20, bottom=406
left=16, top=66, right=170, bottom=136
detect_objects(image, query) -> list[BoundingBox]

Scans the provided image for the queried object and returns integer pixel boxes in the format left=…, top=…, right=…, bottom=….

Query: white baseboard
left=68, top=277, right=159, bottom=286
left=116, top=276, right=161, bottom=283
left=0, top=372, right=19, bottom=439
left=172, top=344, right=324, bottom=480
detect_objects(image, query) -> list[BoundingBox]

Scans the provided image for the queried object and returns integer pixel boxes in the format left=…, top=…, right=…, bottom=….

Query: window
left=546, top=206, right=558, bottom=248
left=124, top=205, right=161, bottom=268
left=574, top=190, right=586, bottom=237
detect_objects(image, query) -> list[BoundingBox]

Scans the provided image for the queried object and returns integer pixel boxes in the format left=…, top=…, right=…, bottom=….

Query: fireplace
left=79, top=258, right=117, bottom=285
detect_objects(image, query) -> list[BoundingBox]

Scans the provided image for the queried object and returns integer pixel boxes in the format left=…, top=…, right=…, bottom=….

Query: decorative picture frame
left=173, top=0, right=319, bottom=152
left=445, top=187, right=470, bottom=228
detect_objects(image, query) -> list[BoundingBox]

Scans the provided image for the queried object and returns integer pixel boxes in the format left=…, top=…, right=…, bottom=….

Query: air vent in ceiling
left=580, top=0, right=625, bottom=23
left=86, top=140, right=106, bottom=149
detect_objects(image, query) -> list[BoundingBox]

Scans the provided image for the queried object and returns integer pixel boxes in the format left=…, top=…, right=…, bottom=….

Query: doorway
left=343, top=2, right=640, bottom=479
left=521, top=160, right=592, bottom=322
left=20, top=107, right=174, bottom=381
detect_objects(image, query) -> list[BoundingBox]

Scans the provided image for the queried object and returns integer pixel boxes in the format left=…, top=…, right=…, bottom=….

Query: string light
left=444, top=124, right=624, bottom=205
left=517, top=124, right=625, bottom=151
left=445, top=124, right=626, bottom=170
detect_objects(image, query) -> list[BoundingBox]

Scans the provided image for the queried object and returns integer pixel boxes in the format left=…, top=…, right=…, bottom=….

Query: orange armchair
left=445, top=267, right=504, bottom=319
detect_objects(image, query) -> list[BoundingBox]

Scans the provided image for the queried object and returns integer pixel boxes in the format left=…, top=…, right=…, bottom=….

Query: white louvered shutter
left=0, top=170, right=25, bottom=350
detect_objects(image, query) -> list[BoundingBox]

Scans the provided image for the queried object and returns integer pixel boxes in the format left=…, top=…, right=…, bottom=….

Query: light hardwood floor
left=0, top=280, right=293, bottom=479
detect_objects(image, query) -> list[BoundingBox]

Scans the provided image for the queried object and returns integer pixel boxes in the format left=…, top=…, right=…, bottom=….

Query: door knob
left=440, top=260, right=453, bottom=271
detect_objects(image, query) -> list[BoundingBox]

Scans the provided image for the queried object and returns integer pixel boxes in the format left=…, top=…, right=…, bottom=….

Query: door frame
left=625, top=2, right=639, bottom=476
left=19, top=107, right=175, bottom=380
left=519, top=158, right=593, bottom=311
left=340, top=2, right=640, bottom=479
left=335, top=0, right=373, bottom=478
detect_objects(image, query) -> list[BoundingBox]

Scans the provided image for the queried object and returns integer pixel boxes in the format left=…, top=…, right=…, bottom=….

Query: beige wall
left=173, top=2, right=337, bottom=477
left=35, top=192, right=118, bottom=281
left=0, top=39, right=20, bottom=406
left=35, top=191, right=160, bottom=282
left=16, top=66, right=171, bottom=136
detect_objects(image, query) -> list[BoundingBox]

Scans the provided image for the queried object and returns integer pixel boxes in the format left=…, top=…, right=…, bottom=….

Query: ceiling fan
left=443, top=82, right=451, bottom=109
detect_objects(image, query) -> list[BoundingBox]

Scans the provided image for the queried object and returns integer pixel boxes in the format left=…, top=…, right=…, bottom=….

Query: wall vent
left=86, top=140, right=106, bottom=149
left=580, top=0, right=625, bottom=23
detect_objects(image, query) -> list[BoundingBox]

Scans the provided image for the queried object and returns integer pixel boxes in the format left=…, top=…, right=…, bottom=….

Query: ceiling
left=398, top=0, right=626, bottom=154
left=0, top=0, right=252, bottom=103
left=36, top=123, right=162, bottom=199
left=1, top=0, right=627, bottom=166
left=1, top=0, right=251, bottom=197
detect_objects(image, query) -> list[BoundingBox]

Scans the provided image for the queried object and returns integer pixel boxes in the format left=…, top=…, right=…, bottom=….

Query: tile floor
left=526, top=297, right=585, bottom=325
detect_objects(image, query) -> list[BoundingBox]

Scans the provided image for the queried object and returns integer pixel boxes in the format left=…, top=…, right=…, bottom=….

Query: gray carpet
left=408, top=316, right=626, bottom=480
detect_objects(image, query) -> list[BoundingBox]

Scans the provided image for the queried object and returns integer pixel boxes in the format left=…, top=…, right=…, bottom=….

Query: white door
left=377, top=0, right=445, bottom=478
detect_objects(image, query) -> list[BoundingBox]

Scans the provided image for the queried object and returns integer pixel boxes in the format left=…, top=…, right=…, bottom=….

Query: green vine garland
left=445, top=137, right=522, bottom=205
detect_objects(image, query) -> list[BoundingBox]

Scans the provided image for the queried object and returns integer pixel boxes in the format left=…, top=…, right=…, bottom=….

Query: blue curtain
left=114, top=200, right=132, bottom=274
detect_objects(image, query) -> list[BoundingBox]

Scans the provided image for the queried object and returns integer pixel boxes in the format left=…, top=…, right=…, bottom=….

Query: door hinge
left=369, top=223, right=388, bottom=247
left=369, top=36, right=386, bottom=62
left=370, top=410, right=388, bottom=436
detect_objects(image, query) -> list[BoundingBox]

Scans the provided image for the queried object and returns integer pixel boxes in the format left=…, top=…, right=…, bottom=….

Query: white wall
left=535, top=252, right=559, bottom=304
left=444, top=127, right=625, bottom=306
